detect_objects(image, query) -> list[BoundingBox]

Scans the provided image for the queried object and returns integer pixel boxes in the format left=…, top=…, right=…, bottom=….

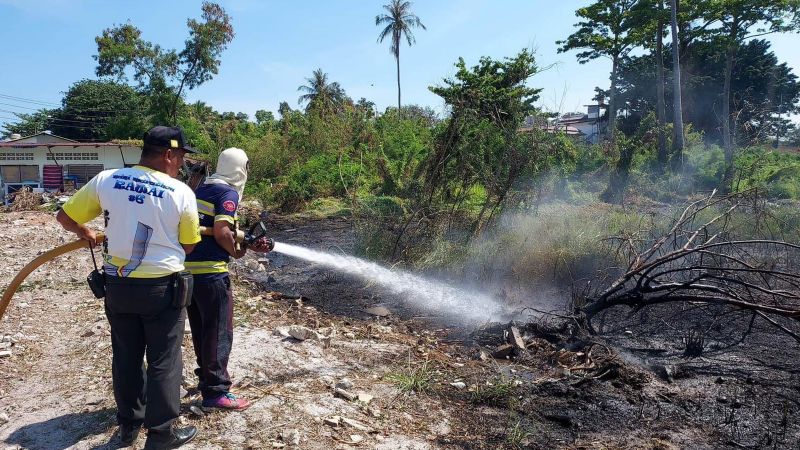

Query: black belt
left=106, top=274, right=174, bottom=285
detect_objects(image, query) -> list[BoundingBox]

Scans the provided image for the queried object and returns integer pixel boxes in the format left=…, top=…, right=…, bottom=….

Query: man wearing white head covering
left=185, top=147, right=272, bottom=411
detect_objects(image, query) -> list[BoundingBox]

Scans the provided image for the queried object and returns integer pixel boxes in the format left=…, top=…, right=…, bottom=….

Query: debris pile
left=5, top=187, right=43, bottom=212
left=479, top=322, right=650, bottom=385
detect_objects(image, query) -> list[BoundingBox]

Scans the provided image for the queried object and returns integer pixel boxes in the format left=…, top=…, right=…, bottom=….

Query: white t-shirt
left=62, top=165, right=201, bottom=278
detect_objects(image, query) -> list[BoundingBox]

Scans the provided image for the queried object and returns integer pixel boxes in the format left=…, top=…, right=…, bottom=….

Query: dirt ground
left=1, top=211, right=799, bottom=449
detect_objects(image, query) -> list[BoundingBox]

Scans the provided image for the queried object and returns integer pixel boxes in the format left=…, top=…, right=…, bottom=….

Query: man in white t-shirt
left=56, top=126, right=201, bottom=450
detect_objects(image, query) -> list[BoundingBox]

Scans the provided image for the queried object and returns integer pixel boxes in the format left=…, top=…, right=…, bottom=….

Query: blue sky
left=1, top=0, right=798, bottom=123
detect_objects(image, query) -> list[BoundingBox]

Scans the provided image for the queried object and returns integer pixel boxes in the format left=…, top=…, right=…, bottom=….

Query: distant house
left=0, top=131, right=140, bottom=197
left=554, top=105, right=607, bottom=144
left=521, top=105, right=607, bottom=144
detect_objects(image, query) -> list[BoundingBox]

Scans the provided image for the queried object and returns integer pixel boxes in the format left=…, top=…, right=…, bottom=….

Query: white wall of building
left=0, top=145, right=141, bottom=184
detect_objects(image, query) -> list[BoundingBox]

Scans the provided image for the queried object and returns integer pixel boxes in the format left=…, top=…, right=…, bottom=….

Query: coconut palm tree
left=297, top=68, right=346, bottom=114
left=375, top=0, right=426, bottom=113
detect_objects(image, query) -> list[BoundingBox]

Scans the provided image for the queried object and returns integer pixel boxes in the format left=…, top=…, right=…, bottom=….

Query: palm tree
left=297, top=68, right=346, bottom=114
left=376, top=0, right=426, bottom=113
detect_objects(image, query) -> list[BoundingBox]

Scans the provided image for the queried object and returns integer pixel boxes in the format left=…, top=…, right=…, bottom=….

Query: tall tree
left=628, top=0, right=670, bottom=166
left=94, top=2, right=234, bottom=123
left=426, top=50, right=550, bottom=231
left=654, top=0, right=668, bottom=166
left=297, top=68, right=348, bottom=114
left=558, top=0, right=640, bottom=139
left=706, top=0, right=799, bottom=187
left=614, top=39, right=800, bottom=146
left=669, top=0, right=685, bottom=164
left=375, top=0, right=426, bottom=112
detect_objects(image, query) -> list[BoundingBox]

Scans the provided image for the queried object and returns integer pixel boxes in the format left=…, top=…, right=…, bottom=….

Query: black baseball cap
left=143, top=126, right=198, bottom=154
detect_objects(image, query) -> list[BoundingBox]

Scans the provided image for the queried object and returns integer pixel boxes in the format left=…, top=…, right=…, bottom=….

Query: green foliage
left=467, top=204, right=641, bottom=285
left=505, top=417, right=534, bottom=449
left=734, top=147, right=800, bottom=198
left=301, top=197, right=351, bottom=219
left=2, top=79, right=147, bottom=140
left=297, top=69, right=349, bottom=114
left=94, top=2, right=234, bottom=121
left=557, top=0, right=641, bottom=64
left=425, top=50, right=556, bottom=232
left=1, top=109, right=56, bottom=139
left=470, top=377, right=517, bottom=407
left=273, top=153, right=362, bottom=208
left=375, top=112, right=431, bottom=195
left=386, top=360, right=434, bottom=393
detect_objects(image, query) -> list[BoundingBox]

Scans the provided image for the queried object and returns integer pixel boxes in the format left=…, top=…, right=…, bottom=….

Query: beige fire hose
left=0, top=226, right=244, bottom=323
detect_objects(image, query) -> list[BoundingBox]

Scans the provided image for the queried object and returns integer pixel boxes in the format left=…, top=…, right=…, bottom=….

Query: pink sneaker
left=201, top=392, right=251, bottom=411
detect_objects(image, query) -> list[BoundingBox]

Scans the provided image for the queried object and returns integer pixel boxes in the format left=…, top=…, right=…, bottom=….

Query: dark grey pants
left=187, top=275, right=234, bottom=399
left=104, top=275, right=183, bottom=433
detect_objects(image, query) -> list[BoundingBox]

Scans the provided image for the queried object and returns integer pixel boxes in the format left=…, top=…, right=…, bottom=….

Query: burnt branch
left=582, top=191, right=800, bottom=341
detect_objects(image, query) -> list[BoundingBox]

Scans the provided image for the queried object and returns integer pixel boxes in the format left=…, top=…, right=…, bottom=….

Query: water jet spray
left=269, top=241, right=507, bottom=323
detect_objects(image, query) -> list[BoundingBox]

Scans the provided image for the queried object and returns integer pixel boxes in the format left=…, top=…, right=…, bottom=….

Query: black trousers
left=187, top=275, right=233, bottom=399
left=104, top=275, right=184, bottom=433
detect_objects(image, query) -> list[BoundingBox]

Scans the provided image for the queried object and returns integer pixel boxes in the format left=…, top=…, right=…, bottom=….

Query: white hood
left=204, top=147, right=248, bottom=200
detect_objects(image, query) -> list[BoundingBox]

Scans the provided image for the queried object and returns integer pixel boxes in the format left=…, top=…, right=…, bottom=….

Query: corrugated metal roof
left=0, top=142, right=137, bottom=148
left=519, top=125, right=584, bottom=135
left=4, top=131, right=79, bottom=143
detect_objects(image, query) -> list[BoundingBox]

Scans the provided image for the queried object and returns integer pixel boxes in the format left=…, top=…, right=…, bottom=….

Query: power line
left=0, top=100, right=146, bottom=115
left=0, top=93, right=61, bottom=107
left=0, top=101, right=42, bottom=111
left=0, top=92, right=148, bottom=114
left=0, top=108, right=119, bottom=126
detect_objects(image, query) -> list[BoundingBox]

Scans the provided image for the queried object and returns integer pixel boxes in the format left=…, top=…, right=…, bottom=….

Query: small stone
left=335, top=378, right=353, bottom=390
left=0, top=412, right=9, bottom=424
left=189, top=405, right=205, bottom=417
left=350, top=435, right=364, bottom=444
left=180, top=387, right=189, bottom=398
left=715, top=377, right=726, bottom=384
left=334, top=388, right=357, bottom=401
left=344, top=332, right=355, bottom=339
left=257, top=264, right=266, bottom=272
left=323, top=416, right=341, bottom=427
left=184, top=321, right=191, bottom=335
left=366, top=407, right=381, bottom=418
left=273, top=327, right=291, bottom=338
left=491, top=344, right=514, bottom=359
left=364, top=306, right=390, bottom=317
left=271, top=443, right=286, bottom=449
left=341, top=417, right=373, bottom=433
left=450, top=382, right=466, bottom=389
left=717, top=396, right=729, bottom=404
left=0, top=342, right=10, bottom=350
left=85, top=396, right=104, bottom=406
left=281, top=428, right=301, bottom=446
left=288, top=325, right=320, bottom=341
left=357, top=393, right=374, bottom=404
left=0, top=350, right=11, bottom=358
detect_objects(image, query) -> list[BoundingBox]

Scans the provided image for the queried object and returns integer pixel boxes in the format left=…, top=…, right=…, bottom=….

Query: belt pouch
left=172, top=271, right=194, bottom=308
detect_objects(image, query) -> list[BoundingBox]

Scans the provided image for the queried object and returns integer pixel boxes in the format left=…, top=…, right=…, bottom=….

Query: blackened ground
left=236, top=215, right=800, bottom=449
